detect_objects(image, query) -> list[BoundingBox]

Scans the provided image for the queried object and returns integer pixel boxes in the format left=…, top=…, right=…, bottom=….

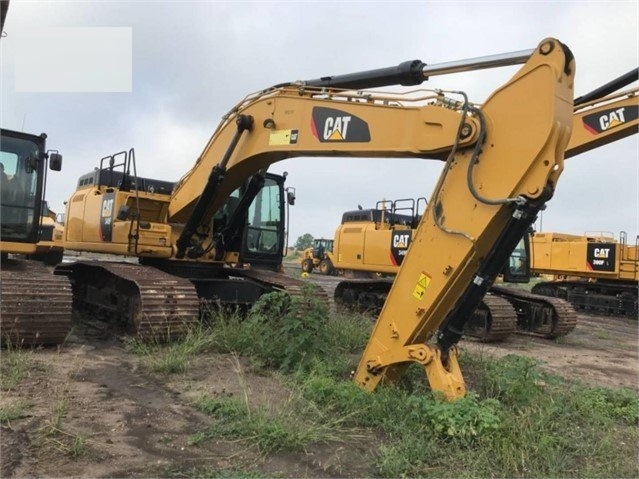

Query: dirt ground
left=1, top=269, right=637, bottom=478
left=1, top=342, right=379, bottom=478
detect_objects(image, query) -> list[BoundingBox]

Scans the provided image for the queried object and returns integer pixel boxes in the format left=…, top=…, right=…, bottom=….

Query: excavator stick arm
left=353, top=38, right=575, bottom=398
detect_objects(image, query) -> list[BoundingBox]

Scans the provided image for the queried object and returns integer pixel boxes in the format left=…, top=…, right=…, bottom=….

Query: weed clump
left=245, top=284, right=330, bottom=372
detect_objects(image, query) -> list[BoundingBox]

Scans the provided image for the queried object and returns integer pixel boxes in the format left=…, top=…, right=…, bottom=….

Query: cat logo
left=323, top=116, right=352, bottom=140
left=393, top=234, right=410, bottom=249
left=100, top=193, right=116, bottom=242
left=586, top=242, right=616, bottom=272
left=583, top=105, right=638, bottom=135
left=390, top=230, right=412, bottom=266
left=311, top=107, right=371, bottom=143
left=599, top=108, right=627, bottom=131
left=101, top=198, right=114, bottom=218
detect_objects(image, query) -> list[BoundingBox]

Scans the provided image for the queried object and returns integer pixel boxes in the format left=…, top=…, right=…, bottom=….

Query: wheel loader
left=300, top=238, right=335, bottom=274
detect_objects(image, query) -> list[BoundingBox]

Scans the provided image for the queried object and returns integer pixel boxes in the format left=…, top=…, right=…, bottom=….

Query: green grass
left=43, top=431, right=88, bottom=460
left=0, top=401, right=29, bottom=424
left=49, top=396, right=68, bottom=431
left=0, top=345, right=33, bottom=391
left=191, top=390, right=349, bottom=455
left=293, top=353, right=639, bottom=478
left=126, top=322, right=219, bottom=374
left=594, top=329, right=614, bottom=340
left=124, top=288, right=639, bottom=477
left=68, top=435, right=87, bottom=459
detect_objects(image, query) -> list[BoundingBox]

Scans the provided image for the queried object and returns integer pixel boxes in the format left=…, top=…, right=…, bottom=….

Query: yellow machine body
left=532, top=232, right=638, bottom=281
left=65, top=182, right=174, bottom=258
left=332, top=214, right=413, bottom=275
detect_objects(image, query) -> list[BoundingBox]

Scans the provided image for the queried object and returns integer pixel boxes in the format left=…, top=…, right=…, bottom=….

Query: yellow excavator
left=57, top=157, right=300, bottom=339
left=0, top=128, right=72, bottom=345
left=531, top=230, right=638, bottom=317
left=46, top=37, right=581, bottom=401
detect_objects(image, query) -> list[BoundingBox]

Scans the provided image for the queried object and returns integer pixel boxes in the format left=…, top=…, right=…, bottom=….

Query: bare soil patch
left=1, top=338, right=376, bottom=478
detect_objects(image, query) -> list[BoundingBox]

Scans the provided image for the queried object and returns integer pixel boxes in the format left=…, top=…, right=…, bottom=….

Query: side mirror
left=287, top=188, right=296, bottom=206
left=49, top=153, right=63, bottom=171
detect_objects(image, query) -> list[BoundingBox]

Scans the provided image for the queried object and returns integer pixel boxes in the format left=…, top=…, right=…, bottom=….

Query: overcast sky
left=1, top=1, right=637, bottom=246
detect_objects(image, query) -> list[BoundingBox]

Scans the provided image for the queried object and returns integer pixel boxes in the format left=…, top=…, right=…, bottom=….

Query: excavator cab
left=239, top=174, right=288, bottom=269
left=0, top=129, right=61, bottom=248
left=501, top=235, right=531, bottom=284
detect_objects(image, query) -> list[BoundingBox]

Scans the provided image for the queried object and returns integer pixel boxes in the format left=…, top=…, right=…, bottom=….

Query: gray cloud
left=1, top=1, right=637, bottom=245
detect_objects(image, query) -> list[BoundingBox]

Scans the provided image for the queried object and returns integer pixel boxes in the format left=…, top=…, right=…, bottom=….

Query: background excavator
left=302, top=74, right=638, bottom=341
left=310, top=197, right=540, bottom=342
left=0, top=128, right=72, bottom=345
left=510, top=71, right=639, bottom=321
left=530, top=230, right=638, bottom=317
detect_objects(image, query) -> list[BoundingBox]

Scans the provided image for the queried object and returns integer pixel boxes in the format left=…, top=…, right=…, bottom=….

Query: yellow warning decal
left=412, top=272, right=431, bottom=300
left=269, top=129, right=299, bottom=146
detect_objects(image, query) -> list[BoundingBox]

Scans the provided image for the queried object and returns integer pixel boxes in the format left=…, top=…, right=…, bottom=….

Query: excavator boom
left=352, top=40, right=574, bottom=397
left=168, top=47, right=545, bottom=227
